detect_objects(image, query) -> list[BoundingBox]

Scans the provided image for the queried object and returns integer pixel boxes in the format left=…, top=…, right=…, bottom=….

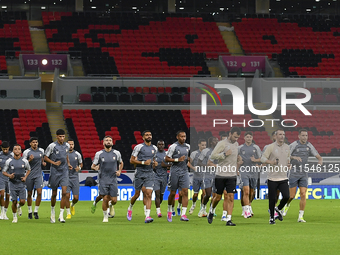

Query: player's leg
left=242, top=185, right=250, bottom=218
left=58, top=185, right=68, bottom=223
left=65, top=191, right=71, bottom=219
left=178, top=172, right=190, bottom=221
left=190, top=178, right=200, bottom=214
left=50, top=189, right=57, bottom=223
left=208, top=178, right=223, bottom=224
left=224, top=177, right=237, bottom=226
left=0, top=188, right=5, bottom=219
left=268, top=180, right=278, bottom=223
left=26, top=177, right=34, bottom=219
left=16, top=188, right=26, bottom=221
left=102, top=194, right=110, bottom=223
left=127, top=175, right=142, bottom=220
left=222, top=189, right=228, bottom=219
left=108, top=183, right=118, bottom=219
left=283, top=177, right=298, bottom=216
left=10, top=188, right=19, bottom=223
left=70, top=178, right=79, bottom=216
left=154, top=189, right=162, bottom=217
left=167, top=171, right=179, bottom=222
left=297, top=177, right=308, bottom=222
left=275, top=180, right=289, bottom=221
left=4, top=182, right=10, bottom=218
left=143, top=186, right=153, bottom=223
left=177, top=189, right=183, bottom=215
left=34, top=177, right=43, bottom=219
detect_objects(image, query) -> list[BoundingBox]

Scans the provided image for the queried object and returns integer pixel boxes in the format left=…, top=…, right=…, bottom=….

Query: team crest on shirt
left=186, top=149, right=189, bottom=152
left=75, top=157, right=77, bottom=160
left=253, top=150, right=255, bottom=153
left=0, top=159, right=2, bottom=162
left=297, top=149, right=299, bottom=152
left=22, top=165, right=24, bottom=168
left=101, top=158, right=105, bottom=161
left=178, top=150, right=180, bottom=154
left=56, top=150, right=59, bottom=154
left=113, top=157, right=116, bottom=160
left=66, top=149, right=68, bottom=152
left=152, top=150, right=155, bottom=154
left=242, top=151, right=245, bottom=154
left=307, top=148, right=309, bottom=151
left=11, top=166, right=14, bottom=169
left=40, top=154, right=42, bottom=157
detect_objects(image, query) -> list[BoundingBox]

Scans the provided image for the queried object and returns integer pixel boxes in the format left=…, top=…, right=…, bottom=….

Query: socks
left=213, top=207, right=216, bottom=214
left=34, top=206, right=39, bottom=213
left=51, top=206, right=55, bottom=214
left=1, top=206, right=4, bottom=214
left=209, top=206, right=214, bottom=213
left=66, top=208, right=71, bottom=215
left=172, top=205, right=175, bottom=212
left=222, top=210, right=228, bottom=217
left=93, top=201, right=96, bottom=206
left=4, top=207, right=7, bottom=213
left=145, top=209, right=150, bottom=217
left=226, top=215, right=232, bottom=222
left=144, top=205, right=146, bottom=213
left=168, top=204, right=172, bottom=212
left=71, top=202, right=74, bottom=207
left=59, top=208, right=64, bottom=218
left=13, top=212, right=17, bottom=218
left=28, top=206, right=32, bottom=213
left=192, top=202, right=196, bottom=207
left=156, top=207, right=161, bottom=214
left=103, top=210, right=108, bottom=218
left=128, top=203, right=133, bottom=211
left=242, top=206, right=246, bottom=213
left=181, top=207, right=187, bottom=216
left=299, top=210, right=304, bottom=218
left=177, top=203, right=182, bottom=209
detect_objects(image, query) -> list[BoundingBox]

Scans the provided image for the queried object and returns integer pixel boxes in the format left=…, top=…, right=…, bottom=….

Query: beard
left=105, top=144, right=112, bottom=149
left=145, top=138, right=152, bottom=143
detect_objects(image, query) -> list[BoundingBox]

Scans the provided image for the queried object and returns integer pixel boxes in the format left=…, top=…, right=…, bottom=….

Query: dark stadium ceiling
left=0, top=0, right=339, bottom=15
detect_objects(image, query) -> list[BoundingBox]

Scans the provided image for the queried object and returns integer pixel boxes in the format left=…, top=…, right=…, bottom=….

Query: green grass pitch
left=1, top=199, right=339, bottom=254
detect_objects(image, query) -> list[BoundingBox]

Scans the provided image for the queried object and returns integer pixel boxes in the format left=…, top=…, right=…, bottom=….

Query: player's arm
left=22, top=159, right=31, bottom=182
left=165, top=144, right=185, bottom=162
left=67, top=155, right=72, bottom=170
left=210, top=141, right=231, bottom=160
left=116, top=152, right=124, bottom=176
left=75, top=152, right=83, bottom=172
left=91, top=151, right=100, bottom=170
left=130, top=156, right=151, bottom=166
left=261, top=144, right=277, bottom=165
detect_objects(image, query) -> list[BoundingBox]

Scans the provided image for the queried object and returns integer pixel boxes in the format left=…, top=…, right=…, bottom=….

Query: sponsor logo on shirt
left=11, top=166, right=14, bottom=169
left=101, top=158, right=105, bottom=162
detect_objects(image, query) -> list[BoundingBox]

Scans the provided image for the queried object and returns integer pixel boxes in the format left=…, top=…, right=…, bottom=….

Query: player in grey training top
left=127, top=130, right=158, bottom=223
left=22, top=137, right=46, bottom=220
left=65, top=139, right=83, bottom=219
left=166, top=130, right=190, bottom=222
left=44, top=129, right=71, bottom=224
left=153, top=140, right=171, bottom=218
left=238, top=131, right=262, bottom=218
left=92, top=136, right=123, bottom=223
left=283, top=129, right=323, bottom=222
left=197, top=136, right=219, bottom=218
left=0, top=141, right=13, bottom=220
left=2, top=144, right=31, bottom=223
left=188, top=139, right=206, bottom=215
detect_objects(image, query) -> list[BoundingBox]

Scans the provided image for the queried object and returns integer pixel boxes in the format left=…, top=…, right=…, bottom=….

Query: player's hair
left=13, top=144, right=21, bottom=148
left=67, top=139, right=74, bottom=142
left=198, top=139, right=206, bottom=144
left=299, top=129, right=308, bottom=134
left=56, top=129, right=65, bottom=135
left=176, top=130, right=186, bottom=136
left=271, top=131, right=276, bottom=136
left=276, top=128, right=285, bottom=134
left=142, top=130, right=151, bottom=136
left=157, top=140, right=164, bottom=144
left=244, top=131, right=253, bottom=137
left=29, top=137, right=38, bottom=143
left=220, top=132, right=229, bottom=139
left=230, top=127, right=241, bottom=135
left=1, top=141, right=9, bottom=148
left=208, top=137, right=217, bottom=147
left=103, top=135, right=113, bottom=140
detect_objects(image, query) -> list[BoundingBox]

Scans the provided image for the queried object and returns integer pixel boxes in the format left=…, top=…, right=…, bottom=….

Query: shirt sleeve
left=289, top=141, right=298, bottom=155
left=189, top=151, right=197, bottom=161
left=39, top=148, right=45, bottom=155
left=153, top=145, right=158, bottom=159
left=198, top=148, right=208, bottom=161
left=308, top=143, right=319, bottom=157
left=23, top=159, right=31, bottom=170
left=45, top=143, right=54, bottom=157
left=92, top=151, right=101, bottom=165
left=22, top=149, right=29, bottom=160
left=254, top=145, right=262, bottom=158
left=131, top=144, right=143, bottom=157
left=166, top=144, right=176, bottom=158
left=76, top=151, right=83, bottom=164
left=2, top=158, right=11, bottom=172
left=261, top=144, right=274, bottom=163
left=210, top=141, right=227, bottom=160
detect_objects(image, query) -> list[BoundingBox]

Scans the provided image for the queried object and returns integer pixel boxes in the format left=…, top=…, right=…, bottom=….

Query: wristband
left=175, top=158, right=179, bottom=162
left=142, top=161, right=145, bottom=165
left=79, top=166, right=81, bottom=170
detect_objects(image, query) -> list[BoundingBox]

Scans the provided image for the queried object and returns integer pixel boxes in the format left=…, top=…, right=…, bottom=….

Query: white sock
left=17, top=203, right=20, bottom=208
left=59, top=209, right=64, bottom=218
left=249, top=206, right=253, bottom=214
left=156, top=207, right=161, bottom=214
left=13, top=212, right=17, bottom=218
left=181, top=207, right=187, bottom=216
left=168, top=204, right=172, bottom=212
left=222, top=210, right=228, bottom=217
left=1, top=206, right=4, bottom=214
left=177, top=203, right=182, bottom=209
left=51, top=206, right=55, bottom=214
left=213, top=207, right=216, bottom=214
left=71, top=202, right=74, bottom=207
left=66, top=208, right=71, bottom=215
left=242, top=206, right=246, bottom=212
left=192, top=201, right=196, bottom=207
left=226, top=215, right=232, bottom=221
left=144, top=205, right=146, bottom=212
left=109, top=201, right=112, bottom=206
left=172, top=206, right=175, bottom=212
left=203, top=204, right=206, bottom=211
left=107, top=208, right=109, bottom=213
left=145, top=209, right=150, bottom=217
left=4, top=208, right=7, bottom=213
left=128, top=203, right=133, bottom=211
left=209, top=206, right=214, bottom=213
left=34, top=206, right=39, bottom=213
left=93, top=201, right=96, bottom=206
left=28, top=206, right=32, bottom=213
left=299, top=210, right=304, bottom=218
left=103, top=210, right=108, bottom=218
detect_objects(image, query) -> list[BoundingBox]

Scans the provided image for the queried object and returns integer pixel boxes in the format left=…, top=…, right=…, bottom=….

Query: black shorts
left=214, top=177, right=237, bottom=195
